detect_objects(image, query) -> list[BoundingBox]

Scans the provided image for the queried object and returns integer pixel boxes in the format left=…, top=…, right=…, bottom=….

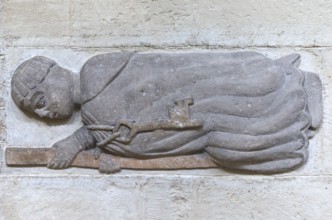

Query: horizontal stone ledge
left=0, top=173, right=331, bottom=179
left=4, top=40, right=332, bottom=49
left=0, top=175, right=331, bottom=220
left=5, top=147, right=217, bottom=170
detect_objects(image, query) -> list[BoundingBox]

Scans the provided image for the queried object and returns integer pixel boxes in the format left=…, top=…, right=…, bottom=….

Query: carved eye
left=31, top=92, right=47, bottom=109
left=36, top=95, right=47, bottom=109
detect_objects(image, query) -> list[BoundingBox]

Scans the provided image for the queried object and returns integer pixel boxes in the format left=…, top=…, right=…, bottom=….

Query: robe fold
left=78, top=51, right=322, bottom=173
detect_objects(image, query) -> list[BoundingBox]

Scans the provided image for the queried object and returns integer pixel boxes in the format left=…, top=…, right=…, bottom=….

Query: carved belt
left=86, top=97, right=203, bottom=147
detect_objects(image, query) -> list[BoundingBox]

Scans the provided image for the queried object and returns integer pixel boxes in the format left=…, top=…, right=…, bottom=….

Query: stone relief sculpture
left=6, top=51, right=323, bottom=174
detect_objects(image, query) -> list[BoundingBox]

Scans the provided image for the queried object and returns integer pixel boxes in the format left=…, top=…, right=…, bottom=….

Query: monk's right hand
left=47, top=135, right=83, bottom=169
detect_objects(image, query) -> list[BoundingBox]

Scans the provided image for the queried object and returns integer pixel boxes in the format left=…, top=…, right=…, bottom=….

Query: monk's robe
left=78, top=51, right=322, bottom=173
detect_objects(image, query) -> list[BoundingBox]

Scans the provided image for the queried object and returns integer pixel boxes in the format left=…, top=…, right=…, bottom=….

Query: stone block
left=2, top=0, right=71, bottom=47
left=0, top=175, right=332, bottom=219
left=3, top=1, right=332, bottom=48
left=2, top=47, right=326, bottom=176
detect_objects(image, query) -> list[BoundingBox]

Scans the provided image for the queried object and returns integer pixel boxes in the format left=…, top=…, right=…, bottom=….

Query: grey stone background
left=0, top=0, right=332, bottom=219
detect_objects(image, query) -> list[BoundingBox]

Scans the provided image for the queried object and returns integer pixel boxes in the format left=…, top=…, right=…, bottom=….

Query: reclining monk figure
left=10, top=51, right=322, bottom=174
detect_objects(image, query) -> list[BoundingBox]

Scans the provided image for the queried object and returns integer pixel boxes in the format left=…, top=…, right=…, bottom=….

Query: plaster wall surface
left=1, top=0, right=332, bottom=219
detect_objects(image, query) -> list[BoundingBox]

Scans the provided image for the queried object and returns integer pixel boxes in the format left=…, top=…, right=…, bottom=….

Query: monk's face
left=27, top=66, right=75, bottom=120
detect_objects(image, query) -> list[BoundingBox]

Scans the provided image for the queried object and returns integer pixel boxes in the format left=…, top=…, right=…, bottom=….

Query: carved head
left=11, top=56, right=75, bottom=119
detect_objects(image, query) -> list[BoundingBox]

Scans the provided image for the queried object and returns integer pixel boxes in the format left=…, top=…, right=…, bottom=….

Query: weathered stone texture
left=2, top=47, right=330, bottom=218
left=0, top=53, right=6, bottom=172
left=1, top=0, right=332, bottom=219
left=0, top=176, right=332, bottom=220
left=2, top=0, right=332, bottom=48
left=0, top=54, right=6, bottom=143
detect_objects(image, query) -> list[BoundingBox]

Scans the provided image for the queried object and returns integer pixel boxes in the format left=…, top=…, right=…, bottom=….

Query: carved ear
left=276, top=53, right=301, bottom=67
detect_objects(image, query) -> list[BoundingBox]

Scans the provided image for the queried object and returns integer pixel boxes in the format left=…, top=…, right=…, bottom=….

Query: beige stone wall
left=1, top=0, right=332, bottom=219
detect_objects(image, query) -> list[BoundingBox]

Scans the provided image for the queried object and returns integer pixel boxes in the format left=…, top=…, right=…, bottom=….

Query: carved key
left=97, top=97, right=203, bottom=145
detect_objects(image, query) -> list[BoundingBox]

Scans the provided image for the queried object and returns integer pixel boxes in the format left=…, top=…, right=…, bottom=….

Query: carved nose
left=35, top=109, right=45, bottom=117
left=35, top=109, right=55, bottom=119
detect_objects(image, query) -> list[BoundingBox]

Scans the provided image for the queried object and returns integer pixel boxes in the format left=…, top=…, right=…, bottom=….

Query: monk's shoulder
left=80, top=52, right=134, bottom=78
left=80, top=52, right=135, bottom=103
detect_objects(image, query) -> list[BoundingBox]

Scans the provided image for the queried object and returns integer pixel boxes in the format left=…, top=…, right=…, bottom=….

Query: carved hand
left=47, top=134, right=83, bottom=169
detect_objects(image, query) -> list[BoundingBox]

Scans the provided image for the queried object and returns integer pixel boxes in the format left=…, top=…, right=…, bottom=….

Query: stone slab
left=3, top=0, right=332, bottom=48
left=0, top=175, right=332, bottom=220
left=315, top=49, right=332, bottom=175
left=3, top=47, right=326, bottom=176
left=1, top=1, right=332, bottom=219
left=2, top=0, right=71, bottom=47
